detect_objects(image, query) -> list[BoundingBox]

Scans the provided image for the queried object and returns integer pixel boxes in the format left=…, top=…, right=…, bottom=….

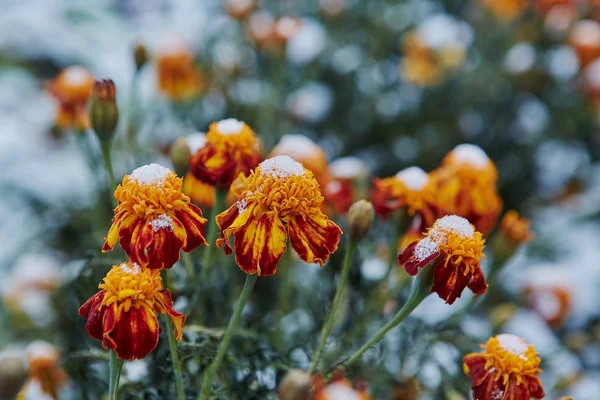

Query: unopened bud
left=0, top=351, right=27, bottom=398
left=170, top=137, right=192, bottom=177
left=278, top=369, right=312, bottom=400
left=346, top=200, right=374, bottom=243
left=134, top=43, right=149, bottom=71
left=88, top=79, right=119, bottom=141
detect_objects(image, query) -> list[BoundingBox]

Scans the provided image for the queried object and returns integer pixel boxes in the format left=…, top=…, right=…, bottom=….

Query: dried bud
left=170, top=136, right=192, bottom=177
left=0, top=351, right=27, bottom=398
left=134, top=43, right=149, bottom=71
left=278, top=369, right=312, bottom=400
left=88, top=79, right=119, bottom=141
left=346, top=200, right=374, bottom=243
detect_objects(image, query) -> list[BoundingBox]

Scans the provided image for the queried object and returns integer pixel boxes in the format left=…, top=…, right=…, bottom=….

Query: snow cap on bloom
left=312, top=371, right=370, bottom=400
left=78, top=263, right=185, bottom=360
left=216, top=155, right=342, bottom=276
left=269, top=134, right=328, bottom=180
left=156, top=39, right=204, bottom=101
left=398, top=215, right=486, bottom=304
left=47, top=66, right=95, bottom=132
left=103, top=164, right=207, bottom=270
left=323, top=156, right=370, bottom=214
left=16, top=341, right=69, bottom=400
left=464, top=334, right=544, bottom=400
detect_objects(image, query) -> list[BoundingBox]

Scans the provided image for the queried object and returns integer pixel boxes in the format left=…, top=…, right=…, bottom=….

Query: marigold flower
left=322, top=156, right=370, bottom=214
left=16, top=341, right=69, bottom=400
left=429, top=144, right=502, bottom=235
left=312, top=372, right=370, bottom=400
left=524, top=284, right=571, bottom=328
left=216, top=155, right=342, bottom=276
left=500, top=211, right=534, bottom=244
left=480, top=0, right=528, bottom=21
left=189, top=118, right=263, bottom=188
left=269, top=134, right=328, bottom=182
left=569, top=20, right=600, bottom=68
left=47, top=66, right=95, bottom=131
left=371, top=166, right=437, bottom=226
left=273, top=16, right=302, bottom=44
left=78, top=263, right=185, bottom=360
left=398, top=215, right=486, bottom=304
left=246, top=11, right=276, bottom=48
left=463, top=334, right=545, bottom=400
left=156, top=44, right=204, bottom=101
left=103, top=163, right=208, bottom=270
left=224, top=0, right=255, bottom=20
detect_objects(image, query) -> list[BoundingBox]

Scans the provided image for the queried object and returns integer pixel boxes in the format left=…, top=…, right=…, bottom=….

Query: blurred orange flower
left=189, top=119, right=263, bottom=188
left=569, top=20, right=600, bottom=68
left=16, top=341, right=69, bottom=400
left=78, top=263, right=185, bottom=360
left=524, top=284, right=571, bottom=328
left=217, top=156, right=342, bottom=276
left=500, top=210, right=534, bottom=244
left=269, top=134, right=328, bottom=182
left=156, top=44, right=204, bottom=101
left=313, top=372, right=370, bottom=400
left=103, top=164, right=208, bottom=270
left=480, top=0, right=528, bottom=21
left=322, top=156, right=370, bottom=214
left=464, top=334, right=544, bottom=400
left=46, top=66, right=95, bottom=131
left=399, top=215, right=486, bottom=304
left=429, top=144, right=502, bottom=235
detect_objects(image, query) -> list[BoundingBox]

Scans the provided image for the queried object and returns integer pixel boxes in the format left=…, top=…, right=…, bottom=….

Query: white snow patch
left=416, top=14, right=473, bottom=50
left=62, top=65, right=93, bottom=86
left=260, top=155, right=305, bottom=178
left=216, top=118, right=245, bottom=135
left=433, top=215, right=474, bottom=238
left=571, top=20, right=600, bottom=47
left=451, top=144, right=490, bottom=169
left=273, top=134, right=321, bottom=159
left=286, top=82, right=333, bottom=123
left=119, top=263, right=140, bottom=275
left=151, top=214, right=174, bottom=232
left=395, top=166, right=428, bottom=190
left=322, top=382, right=361, bottom=400
left=130, top=163, right=171, bottom=186
left=491, top=387, right=504, bottom=400
left=286, top=20, right=326, bottom=66
left=27, top=340, right=58, bottom=360
left=237, top=199, right=248, bottom=214
left=497, top=333, right=528, bottom=356
left=186, top=132, right=207, bottom=153
left=504, top=43, right=536, bottom=75
left=328, top=157, right=367, bottom=179
left=414, top=237, right=440, bottom=261
left=531, top=290, right=561, bottom=319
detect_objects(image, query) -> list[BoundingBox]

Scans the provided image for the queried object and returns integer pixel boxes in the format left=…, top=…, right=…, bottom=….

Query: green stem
left=126, top=71, right=140, bottom=149
left=165, top=315, right=186, bottom=400
left=182, top=251, right=195, bottom=279
left=108, top=350, right=124, bottom=400
left=338, top=263, right=434, bottom=370
left=100, top=139, right=117, bottom=192
left=197, top=274, right=258, bottom=400
left=309, top=240, right=358, bottom=374
left=201, top=189, right=227, bottom=282
left=382, top=213, right=411, bottom=283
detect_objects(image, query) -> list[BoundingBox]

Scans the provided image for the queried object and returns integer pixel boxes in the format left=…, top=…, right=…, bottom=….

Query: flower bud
left=0, top=351, right=27, bottom=398
left=346, top=200, right=374, bottom=243
left=170, top=137, right=192, bottom=177
left=88, top=79, right=119, bottom=141
left=134, top=43, right=149, bottom=71
left=278, top=369, right=312, bottom=400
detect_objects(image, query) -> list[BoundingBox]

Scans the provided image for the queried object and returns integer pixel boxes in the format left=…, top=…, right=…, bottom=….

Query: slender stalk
left=201, top=189, right=227, bottom=282
left=126, top=71, right=140, bottom=149
left=309, top=240, right=358, bottom=374
left=100, top=140, right=117, bottom=192
left=197, top=274, right=258, bottom=400
left=108, top=350, right=124, bottom=400
left=182, top=251, right=195, bottom=279
left=382, top=212, right=411, bottom=283
left=165, top=315, right=186, bottom=400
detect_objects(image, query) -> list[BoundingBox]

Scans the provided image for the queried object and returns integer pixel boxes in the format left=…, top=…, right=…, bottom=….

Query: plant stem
left=182, top=251, right=195, bottom=279
left=165, top=315, right=186, bottom=400
left=108, top=350, right=124, bottom=400
left=100, top=139, right=116, bottom=192
left=201, top=189, right=227, bottom=283
left=382, top=212, right=411, bottom=283
left=309, top=240, right=358, bottom=374
left=197, top=274, right=258, bottom=400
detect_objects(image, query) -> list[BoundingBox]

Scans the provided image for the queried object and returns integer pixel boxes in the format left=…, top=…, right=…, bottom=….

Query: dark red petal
left=79, top=291, right=106, bottom=341
left=431, top=259, right=471, bottom=304
left=176, top=205, right=208, bottom=251
left=288, top=212, right=342, bottom=266
left=463, top=354, right=489, bottom=387
left=106, top=305, right=160, bottom=360
left=468, top=267, right=488, bottom=297
left=142, top=220, right=186, bottom=270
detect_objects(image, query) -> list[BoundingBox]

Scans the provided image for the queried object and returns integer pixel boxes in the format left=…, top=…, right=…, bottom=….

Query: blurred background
left=1, top=0, right=600, bottom=399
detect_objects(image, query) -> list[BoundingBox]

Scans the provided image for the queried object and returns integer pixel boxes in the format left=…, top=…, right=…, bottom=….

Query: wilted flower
left=500, top=210, right=534, bottom=245
left=103, top=163, right=208, bottom=270
left=464, top=334, right=544, bottom=400
left=189, top=119, right=262, bottom=188
left=398, top=215, right=486, bottom=304
left=78, top=263, right=185, bottom=360
left=524, top=283, right=571, bottom=328
left=16, top=341, right=69, bottom=400
left=216, top=155, right=342, bottom=275
left=313, top=372, right=370, bottom=400
left=156, top=43, right=204, bottom=101
left=371, top=166, right=437, bottom=227
left=269, top=134, right=328, bottom=181
left=429, top=144, right=502, bottom=235
left=479, top=0, right=528, bottom=21
left=47, top=66, right=95, bottom=131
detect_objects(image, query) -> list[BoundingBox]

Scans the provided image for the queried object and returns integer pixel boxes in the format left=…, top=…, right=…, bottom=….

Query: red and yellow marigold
left=189, top=118, right=263, bottom=188
left=398, top=215, right=486, bottom=304
left=322, top=156, right=370, bottom=214
left=156, top=43, right=204, bottom=101
left=269, top=134, right=329, bottom=183
left=216, top=155, right=342, bottom=276
left=16, top=341, right=69, bottom=400
left=47, top=66, right=95, bottom=131
left=464, top=334, right=545, bottom=400
left=429, top=144, right=502, bottom=235
left=500, top=211, right=534, bottom=245
left=103, top=163, right=207, bottom=270
left=78, top=263, right=185, bottom=360
left=312, top=372, right=370, bottom=400
left=523, top=284, right=571, bottom=328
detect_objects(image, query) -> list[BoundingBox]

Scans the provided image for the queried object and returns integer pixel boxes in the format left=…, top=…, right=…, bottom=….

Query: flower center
left=241, top=156, right=323, bottom=219
left=206, top=119, right=260, bottom=157
left=483, top=334, right=541, bottom=380
left=100, top=263, right=163, bottom=310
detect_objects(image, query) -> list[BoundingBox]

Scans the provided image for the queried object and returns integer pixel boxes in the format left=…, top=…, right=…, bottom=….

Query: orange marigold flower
left=500, top=211, right=534, bottom=244
left=323, top=156, right=370, bottom=214
left=480, top=0, right=528, bottom=21
left=269, top=134, right=329, bottom=182
left=103, top=163, right=208, bottom=270
left=16, top=341, right=69, bottom=400
left=224, top=0, right=256, bottom=20
left=398, top=215, right=486, bottom=304
left=313, top=372, right=370, bottom=400
left=189, top=118, right=263, bottom=188
left=464, top=334, right=545, bottom=400
left=216, top=155, right=342, bottom=276
left=429, top=144, right=502, bottom=235
left=183, top=172, right=216, bottom=209
left=156, top=44, right=204, bottom=101
left=524, top=284, right=571, bottom=328
left=371, top=166, right=437, bottom=226
left=47, top=66, right=95, bottom=131
left=78, top=263, right=185, bottom=360
left=569, top=20, right=600, bottom=69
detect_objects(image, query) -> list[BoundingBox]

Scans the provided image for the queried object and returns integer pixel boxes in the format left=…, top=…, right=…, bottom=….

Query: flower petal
left=175, top=205, right=208, bottom=251
left=232, top=209, right=287, bottom=276
left=525, top=376, right=545, bottom=399
left=155, top=290, right=186, bottom=341
left=503, top=379, right=529, bottom=400
left=102, top=211, right=132, bottom=252
left=216, top=202, right=254, bottom=255
left=288, top=210, right=342, bottom=266
left=471, top=374, right=500, bottom=400
left=431, top=258, right=472, bottom=304
left=104, top=304, right=160, bottom=360
left=398, top=241, right=439, bottom=276
left=468, top=267, right=488, bottom=297
left=463, top=354, right=489, bottom=387
left=78, top=291, right=106, bottom=341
